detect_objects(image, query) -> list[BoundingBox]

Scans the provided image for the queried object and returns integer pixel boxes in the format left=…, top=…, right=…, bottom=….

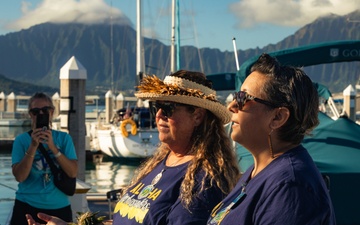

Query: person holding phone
left=10, top=92, right=78, bottom=225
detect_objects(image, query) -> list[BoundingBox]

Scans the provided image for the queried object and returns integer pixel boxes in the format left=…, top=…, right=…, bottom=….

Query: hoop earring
left=268, top=129, right=275, bottom=158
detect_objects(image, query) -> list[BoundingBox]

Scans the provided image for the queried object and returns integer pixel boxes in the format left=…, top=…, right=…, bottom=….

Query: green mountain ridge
left=0, top=10, right=359, bottom=95
left=0, top=73, right=58, bottom=96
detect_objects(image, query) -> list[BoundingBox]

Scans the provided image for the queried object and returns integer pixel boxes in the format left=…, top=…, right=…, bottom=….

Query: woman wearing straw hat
left=26, top=70, right=240, bottom=225
left=109, top=70, right=240, bottom=225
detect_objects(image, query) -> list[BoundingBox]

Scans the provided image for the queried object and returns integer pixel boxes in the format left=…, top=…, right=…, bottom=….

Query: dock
left=87, top=193, right=115, bottom=219
left=0, top=138, right=14, bottom=152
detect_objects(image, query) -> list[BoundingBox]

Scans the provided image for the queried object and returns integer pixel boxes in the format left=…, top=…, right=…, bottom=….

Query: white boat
left=95, top=106, right=160, bottom=158
left=96, top=130, right=157, bottom=158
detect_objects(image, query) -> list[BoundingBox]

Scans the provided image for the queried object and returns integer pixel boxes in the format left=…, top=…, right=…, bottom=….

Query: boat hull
left=96, top=127, right=159, bottom=158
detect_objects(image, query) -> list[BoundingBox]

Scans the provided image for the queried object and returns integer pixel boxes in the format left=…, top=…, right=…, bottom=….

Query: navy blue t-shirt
left=207, top=145, right=336, bottom=225
left=113, top=158, right=225, bottom=225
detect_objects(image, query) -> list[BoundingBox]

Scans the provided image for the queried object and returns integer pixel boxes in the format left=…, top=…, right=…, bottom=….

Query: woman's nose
left=227, top=100, right=238, bottom=113
left=156, top=109, right=168, bottom=118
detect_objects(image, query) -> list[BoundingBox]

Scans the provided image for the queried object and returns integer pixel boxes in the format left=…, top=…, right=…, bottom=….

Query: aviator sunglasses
left=233, top=91, right=278, bottom=110
left=150, top=102, right=190, bottom=118
left=29, top=106, right=54, bottom=116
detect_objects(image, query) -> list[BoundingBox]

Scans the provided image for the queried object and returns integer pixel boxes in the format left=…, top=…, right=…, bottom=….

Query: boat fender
left=120, top=119, right=137, bottom=137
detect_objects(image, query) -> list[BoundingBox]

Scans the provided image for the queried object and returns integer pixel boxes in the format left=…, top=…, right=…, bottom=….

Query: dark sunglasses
left=233, top=91, right=278, bottom=110
left=29, top=106, right=54, bottom=115
left=150, top=102, right=189, bottom=118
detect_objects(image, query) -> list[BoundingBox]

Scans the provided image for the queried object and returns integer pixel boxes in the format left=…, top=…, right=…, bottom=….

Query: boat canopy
left=207, top=41, right=360, bottom=98
left=236, top=40, right=360, bottom=99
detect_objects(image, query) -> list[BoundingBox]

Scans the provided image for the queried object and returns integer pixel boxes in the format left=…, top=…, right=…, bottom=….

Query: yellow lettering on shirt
left=148, top=188, right=162, bottom=200
left=130, top=183, right=144, bottom=195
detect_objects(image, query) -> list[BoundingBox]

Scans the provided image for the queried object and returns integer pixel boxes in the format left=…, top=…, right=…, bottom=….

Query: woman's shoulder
left=259, top=146, right=323, bottom=191
left=51, top=129, right=70, bottom=137
left=15, top=130, right=32, bottom=140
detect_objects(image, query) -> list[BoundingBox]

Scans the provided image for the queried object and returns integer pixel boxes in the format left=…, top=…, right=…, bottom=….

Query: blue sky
left=0, top=0, right=359, bottom=52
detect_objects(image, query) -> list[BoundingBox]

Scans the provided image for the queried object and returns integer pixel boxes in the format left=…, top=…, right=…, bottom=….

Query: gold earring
left=268, top=129, right=275, bottom=158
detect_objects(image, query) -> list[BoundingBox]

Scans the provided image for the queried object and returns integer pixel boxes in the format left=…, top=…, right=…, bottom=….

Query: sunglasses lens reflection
left=150, top=104, right=158, bottom=117
left=234, top=92, right=245, bottom=109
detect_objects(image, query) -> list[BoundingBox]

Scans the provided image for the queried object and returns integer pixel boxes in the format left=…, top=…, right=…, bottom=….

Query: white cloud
left=6, top=0, right=131, bottom=30
left=229, top=0, right=360, bottom=28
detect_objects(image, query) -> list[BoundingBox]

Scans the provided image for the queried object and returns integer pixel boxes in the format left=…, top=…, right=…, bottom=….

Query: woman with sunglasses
left=108, top=70, right=240, bottom=225
left=11, top=92, right=78, bottom=225
left=207, top=53, right=336, bottom=225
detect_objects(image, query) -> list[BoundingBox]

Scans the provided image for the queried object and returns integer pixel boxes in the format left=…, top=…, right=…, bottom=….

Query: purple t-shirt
left=113, top=158, right=225, bottom=225
left=207, top=145, right=336, bottom=225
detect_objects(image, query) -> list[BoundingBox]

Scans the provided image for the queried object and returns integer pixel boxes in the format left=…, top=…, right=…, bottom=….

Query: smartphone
left=36, top=114, right=49, bottom=130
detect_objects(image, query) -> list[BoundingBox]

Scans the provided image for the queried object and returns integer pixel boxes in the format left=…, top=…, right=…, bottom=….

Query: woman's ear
left=193, top=108, right=206, bottom=126
left=270, top=107, right=290, bottom=129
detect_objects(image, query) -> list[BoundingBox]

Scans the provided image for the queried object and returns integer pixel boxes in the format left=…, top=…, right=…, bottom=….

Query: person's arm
left=52, top=153, right=78, bottom=178
left=26, top=213, right=67, bottom=225
left=12, top=130, right=41, bottom=182
left=45, top=130, right=78, bottom=178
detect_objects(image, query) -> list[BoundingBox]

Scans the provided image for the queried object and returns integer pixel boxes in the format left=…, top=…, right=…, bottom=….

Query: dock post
left=105, top=90, right=114, bottom=124
left=116, top=93, right=124, bottom=110
left=0, top=92, right=5, bottom=112
left=343, top=84, right=356, bottom=121
left=52, top=92, right=60, bottom=118
left=59, top=56, right=89, bottom=220
left=6, top=92, right=16, bottom=112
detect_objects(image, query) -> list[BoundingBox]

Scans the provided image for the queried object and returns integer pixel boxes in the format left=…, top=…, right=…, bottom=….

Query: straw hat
left=135, top=74, right=232, bottom=124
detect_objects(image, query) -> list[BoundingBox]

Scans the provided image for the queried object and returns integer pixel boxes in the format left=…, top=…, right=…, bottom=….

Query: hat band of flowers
left=135, top=75, right=232, bottom=124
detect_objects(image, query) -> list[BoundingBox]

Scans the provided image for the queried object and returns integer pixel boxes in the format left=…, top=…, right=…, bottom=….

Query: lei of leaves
left=137, top=75, right=218, bottom=102
left=68, top=211, right=106, bottom=225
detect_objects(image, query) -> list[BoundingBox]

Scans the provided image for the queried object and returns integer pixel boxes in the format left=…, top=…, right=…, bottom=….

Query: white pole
left=232, top=37, right=240, bottom=71
left=136, top=0, right=143, bottom=83
left=170, top=0, right=176, bottom=73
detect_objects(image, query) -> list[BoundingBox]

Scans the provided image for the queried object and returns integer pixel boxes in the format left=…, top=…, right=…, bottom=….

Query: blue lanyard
left=208, top=183, right=247, bottom=225
left=225, top=183, right=247, bottom=210
left=40, top=155, right=48, bottom=171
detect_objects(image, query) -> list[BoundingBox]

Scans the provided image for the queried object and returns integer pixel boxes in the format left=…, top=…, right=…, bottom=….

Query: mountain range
left=0, top=10, right=359, bottom=96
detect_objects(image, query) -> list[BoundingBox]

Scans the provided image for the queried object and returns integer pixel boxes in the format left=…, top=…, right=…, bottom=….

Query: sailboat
left=94, top=0, right=161, bottom=159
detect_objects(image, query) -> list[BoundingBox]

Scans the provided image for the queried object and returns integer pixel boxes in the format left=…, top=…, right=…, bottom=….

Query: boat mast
left=176, top=0, right=180, bottom=71
left=110, top=0, right=114, bottom=93
left=136, top=0, right=144, bottom=85
left=170, top=0, right=180, bottom=73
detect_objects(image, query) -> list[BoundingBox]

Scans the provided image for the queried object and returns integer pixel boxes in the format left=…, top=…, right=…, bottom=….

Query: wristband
left=54, top=151, right=62, bottom=158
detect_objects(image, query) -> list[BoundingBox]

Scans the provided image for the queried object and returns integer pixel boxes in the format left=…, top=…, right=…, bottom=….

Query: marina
left=0, top=0, right=358, bottom=223
left=0, top=41, right=360, bottom=224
